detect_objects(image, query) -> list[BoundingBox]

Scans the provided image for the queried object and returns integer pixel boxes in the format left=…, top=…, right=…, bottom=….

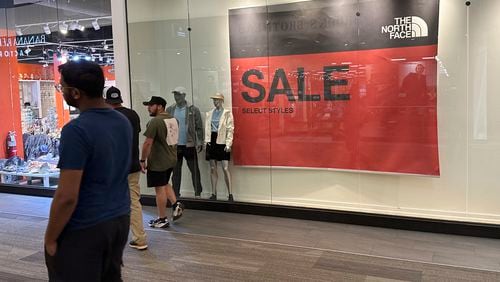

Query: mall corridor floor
left=0, top=193, right=499, bottom=281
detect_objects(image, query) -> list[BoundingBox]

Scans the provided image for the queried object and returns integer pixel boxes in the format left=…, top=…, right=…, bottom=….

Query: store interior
left=0, top=0, right=113, bottom=187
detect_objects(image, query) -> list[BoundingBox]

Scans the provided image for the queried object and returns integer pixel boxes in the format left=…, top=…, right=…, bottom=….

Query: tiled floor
left=0, top=193, right=499, bottom=281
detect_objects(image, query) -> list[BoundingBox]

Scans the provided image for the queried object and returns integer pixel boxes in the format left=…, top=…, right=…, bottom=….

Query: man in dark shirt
left=44, top=61, right=132, bottom=281
left=105, top=86, right=148, bottom=250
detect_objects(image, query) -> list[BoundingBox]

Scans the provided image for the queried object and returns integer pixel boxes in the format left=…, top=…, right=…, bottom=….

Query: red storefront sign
left=230, top=0, right=440, bottom=176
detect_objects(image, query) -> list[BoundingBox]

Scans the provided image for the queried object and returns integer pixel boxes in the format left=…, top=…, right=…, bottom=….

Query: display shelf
left=0, top=170, right=59, bottom=188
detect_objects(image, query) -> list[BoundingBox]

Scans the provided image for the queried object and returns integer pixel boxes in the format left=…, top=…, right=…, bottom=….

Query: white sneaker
left=152, top=217, right=170, bottom=228
left=172, top=202, right=184, bottom=221
left=148, top=217, right=160, bottom=227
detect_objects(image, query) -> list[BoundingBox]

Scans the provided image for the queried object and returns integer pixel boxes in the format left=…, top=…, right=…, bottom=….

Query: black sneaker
left=172, top=202, right=184, bottom=221
left=148, top=218, right=160, bottom=227
left=129, top=241, right=148, bottom=250
left=152, top=217, right=170, bottom=228
left=209, top=194, right=217, bottom=200
left=228, top=194, right=234, bottom=202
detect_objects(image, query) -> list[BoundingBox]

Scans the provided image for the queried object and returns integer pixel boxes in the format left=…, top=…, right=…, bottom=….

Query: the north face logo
left=381, top=16, right=428, bottom=39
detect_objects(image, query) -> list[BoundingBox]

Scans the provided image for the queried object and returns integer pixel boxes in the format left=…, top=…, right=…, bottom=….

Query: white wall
left=122, top=0, right=500, bottom=224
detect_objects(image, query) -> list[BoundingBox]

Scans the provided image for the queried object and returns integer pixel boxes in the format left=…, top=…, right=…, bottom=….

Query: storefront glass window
left=0, top=0, right=114, bottom=189
left=125, top=0, right=500, bottom=225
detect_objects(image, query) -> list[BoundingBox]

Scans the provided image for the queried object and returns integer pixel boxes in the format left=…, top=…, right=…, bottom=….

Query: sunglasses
left=54, top=84, right=76, bottom=92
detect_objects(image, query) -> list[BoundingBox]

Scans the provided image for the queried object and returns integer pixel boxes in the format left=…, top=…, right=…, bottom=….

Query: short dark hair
left=58, top=61, right=105, bottom=98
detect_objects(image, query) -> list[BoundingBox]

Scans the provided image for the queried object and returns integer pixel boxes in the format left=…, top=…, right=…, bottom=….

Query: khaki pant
left=128, top=172, right=147, bottom=245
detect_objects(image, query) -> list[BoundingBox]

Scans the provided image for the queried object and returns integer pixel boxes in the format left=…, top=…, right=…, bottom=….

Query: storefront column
left=111, top=0, right=131, bottom=107
left=0, top=31, right=23, bottom=158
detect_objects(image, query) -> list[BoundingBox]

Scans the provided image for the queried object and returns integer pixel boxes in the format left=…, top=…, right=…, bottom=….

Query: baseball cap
left=104, top=86, right=123, bottom=104
left=142, top=96, right=167, bottom=108
left=210, top=93, right=224, bottom=101
left=171, top=86, right=187, bottom=95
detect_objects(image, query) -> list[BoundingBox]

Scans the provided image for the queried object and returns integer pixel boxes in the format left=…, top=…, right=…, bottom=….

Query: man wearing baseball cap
left=105, top=86, right=148, bottom=250
left=141, top=96, right=184, bottom=228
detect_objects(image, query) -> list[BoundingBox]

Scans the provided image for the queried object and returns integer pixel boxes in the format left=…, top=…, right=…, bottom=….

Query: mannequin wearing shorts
left=204, top=93, right=234, bottom=201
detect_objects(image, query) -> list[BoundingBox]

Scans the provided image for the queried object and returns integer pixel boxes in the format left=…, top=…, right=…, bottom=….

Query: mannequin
left=166, top=86, right=204, bottom=198
left=204, top=93, right=234, bottom=201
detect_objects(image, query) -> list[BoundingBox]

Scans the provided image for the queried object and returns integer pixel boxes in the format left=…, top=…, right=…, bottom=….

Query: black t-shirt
left=115, top=107, right=141, bottom=173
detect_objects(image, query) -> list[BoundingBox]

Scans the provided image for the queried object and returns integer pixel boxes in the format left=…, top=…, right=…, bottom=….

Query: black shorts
left=206, top=132, right=231, bottom=161
left=147, top=168, right=173, bottom=187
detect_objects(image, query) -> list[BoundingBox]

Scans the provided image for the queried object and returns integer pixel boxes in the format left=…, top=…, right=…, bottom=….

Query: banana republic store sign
left=0, top=34, right=46, bottom=58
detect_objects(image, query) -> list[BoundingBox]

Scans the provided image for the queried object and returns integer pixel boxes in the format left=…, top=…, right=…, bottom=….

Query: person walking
left=141, top=96, right=184, bottom=228
left=105, top=86, right=148, bottom=250
left=44, top=61, right=132, bottom=281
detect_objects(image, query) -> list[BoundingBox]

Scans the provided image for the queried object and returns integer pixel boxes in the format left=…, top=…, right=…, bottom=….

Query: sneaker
left=148, top=217, right=160, bottom=227
left=172, top=202, right=184, bottom=221
left=228, top=194, right=234, bottom=202
left=129, top=241, right=148, bottom=250
left=209, top=194, right=217, bottom=200
left=152, top=217, right=170, bottom=228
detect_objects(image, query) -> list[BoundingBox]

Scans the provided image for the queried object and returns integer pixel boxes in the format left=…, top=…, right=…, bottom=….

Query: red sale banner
left=230, top=0, right=440, bottom=176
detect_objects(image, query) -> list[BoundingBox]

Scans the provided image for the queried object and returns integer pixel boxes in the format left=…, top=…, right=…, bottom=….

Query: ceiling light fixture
left=69, top=21, right=78, bottom=31
left=59, top=22, right=68, bottom=34
left=15, top=27, right=23, bottom=36
left=43, top=24, right=51, bottom=35
left=77, top=23, right=85, bottom=32
left=91, top=19, right=100, bottom=30
left=103, top=40, right=109, bottom=50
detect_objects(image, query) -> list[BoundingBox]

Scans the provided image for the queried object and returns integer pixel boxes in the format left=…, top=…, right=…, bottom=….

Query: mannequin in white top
left=204, top=93, right=234, bottom=201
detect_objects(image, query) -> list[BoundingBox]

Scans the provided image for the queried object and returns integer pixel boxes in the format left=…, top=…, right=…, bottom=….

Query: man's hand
left=44, top=169, right=82, bottom=260
left=224, top=145, right=231, bottom=152
left=45, top=240, right=57, bottom=256
left=196, top=145, right=203, bottom=153
left=141, top=138, right=153, bottom=173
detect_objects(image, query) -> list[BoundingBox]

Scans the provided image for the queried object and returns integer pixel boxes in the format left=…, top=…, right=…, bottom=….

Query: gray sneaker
left=129, top=241, right=148, bottom=250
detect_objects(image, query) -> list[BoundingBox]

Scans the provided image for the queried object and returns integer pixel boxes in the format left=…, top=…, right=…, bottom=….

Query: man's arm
left=140, top=138, right=154, bottom=172
left=44, top=169, right=83, bottom=255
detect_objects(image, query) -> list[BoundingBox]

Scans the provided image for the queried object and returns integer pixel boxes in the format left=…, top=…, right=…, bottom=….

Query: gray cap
left=171, top=86, right=187, bottom=94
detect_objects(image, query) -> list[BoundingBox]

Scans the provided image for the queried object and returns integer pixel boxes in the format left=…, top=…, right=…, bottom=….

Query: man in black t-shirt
left=105, top=86, right=148, bottom=251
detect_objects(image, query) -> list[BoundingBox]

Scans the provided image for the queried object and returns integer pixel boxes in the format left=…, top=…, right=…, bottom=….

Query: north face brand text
left=381, top=16, right=428, bottom=40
